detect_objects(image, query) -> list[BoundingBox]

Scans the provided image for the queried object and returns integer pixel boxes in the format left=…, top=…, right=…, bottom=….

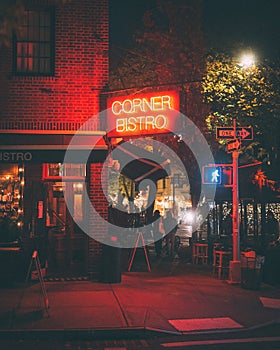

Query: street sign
left=236, top=127, right=253, bottom=140
left=202, top=166, right=222, bottom=184
left=203, top=165, right=233, bottom=185
left=227, top=139, right=241, bottom=152
left=216, top=126, right=253, bottom=140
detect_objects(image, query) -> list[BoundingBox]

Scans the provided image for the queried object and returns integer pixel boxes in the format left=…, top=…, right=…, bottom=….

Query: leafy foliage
left=202, top=52, right=280, bottom=174
left=109, top=2, right=214, bottom=190
left=109, top=0, right=205, bottom=90
left=109, top=0, right=208, bottom=206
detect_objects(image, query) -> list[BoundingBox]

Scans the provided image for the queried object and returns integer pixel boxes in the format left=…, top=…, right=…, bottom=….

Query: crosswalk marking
left=260, top=297, right=280, bottom=309
left=168, top=317, right=243, bottom=332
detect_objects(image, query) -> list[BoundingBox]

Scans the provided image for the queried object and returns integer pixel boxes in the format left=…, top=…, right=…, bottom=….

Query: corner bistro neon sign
left=107, top=91, right=180, bottom=137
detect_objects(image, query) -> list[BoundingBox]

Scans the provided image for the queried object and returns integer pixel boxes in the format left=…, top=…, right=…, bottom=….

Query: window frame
left=42, top=164, right=87, bottom=181
left=13, top=6, right=55, bottom=76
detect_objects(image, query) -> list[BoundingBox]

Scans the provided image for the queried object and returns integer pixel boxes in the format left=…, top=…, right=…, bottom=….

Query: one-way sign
left=227, top=139, right=241, bottom=152
left=216, top=126, right=253, bottom=140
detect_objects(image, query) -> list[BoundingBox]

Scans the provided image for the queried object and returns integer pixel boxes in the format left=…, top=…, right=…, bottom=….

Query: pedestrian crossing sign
left=202, top=166, right=222, bottom=184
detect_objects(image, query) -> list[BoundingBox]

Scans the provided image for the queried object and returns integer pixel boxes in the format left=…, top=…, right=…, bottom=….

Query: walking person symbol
left=211, top=169, right=220, bottom=183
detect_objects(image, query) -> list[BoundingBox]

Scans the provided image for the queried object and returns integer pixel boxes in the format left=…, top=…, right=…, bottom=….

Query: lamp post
left=229, top=53, right=256, bottom=283
left=216, top=120, right=254, bottom=283
left=229, top=120, right=241, bottom=283
left=232, top=148, right=240, bottom=261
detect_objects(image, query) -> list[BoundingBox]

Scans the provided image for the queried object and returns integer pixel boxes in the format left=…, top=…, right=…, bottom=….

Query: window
left=42, top=164, right=87, bottom=180
left=0, top=165, right=24, bottom=242
left=14, top=8, right=55, bottom=75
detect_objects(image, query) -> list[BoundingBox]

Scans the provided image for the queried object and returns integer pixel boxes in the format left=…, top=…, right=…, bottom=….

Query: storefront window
left=0, top=165, right=24, bottom=242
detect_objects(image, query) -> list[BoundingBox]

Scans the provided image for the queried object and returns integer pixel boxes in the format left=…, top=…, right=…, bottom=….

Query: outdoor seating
left=192, top=242, right=209, bottom=264
left=213, top=249, right=232, bottom=279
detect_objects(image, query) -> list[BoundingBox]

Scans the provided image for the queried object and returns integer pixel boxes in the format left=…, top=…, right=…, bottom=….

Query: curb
left=0, top=319, right=279, bottom=340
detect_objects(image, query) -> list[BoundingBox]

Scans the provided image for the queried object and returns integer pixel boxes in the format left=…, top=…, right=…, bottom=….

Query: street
left=1, top=323, right=280, bottom=350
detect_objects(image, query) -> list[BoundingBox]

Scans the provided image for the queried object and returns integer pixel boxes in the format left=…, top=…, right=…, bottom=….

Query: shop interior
left=0, top=164, right=24, bottom=244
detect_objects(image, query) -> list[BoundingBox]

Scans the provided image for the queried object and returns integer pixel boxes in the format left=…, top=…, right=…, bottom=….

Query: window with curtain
left=14, top=8, right=55, bottom=75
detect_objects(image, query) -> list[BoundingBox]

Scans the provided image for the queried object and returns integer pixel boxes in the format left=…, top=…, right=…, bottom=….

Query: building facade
left=0, top=0, right=109, bottom=279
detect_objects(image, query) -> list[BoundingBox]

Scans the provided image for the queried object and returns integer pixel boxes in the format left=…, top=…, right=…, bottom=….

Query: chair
left=213, top=249, right=232, bottom=279
left=192, top=243, right=209, bottom=264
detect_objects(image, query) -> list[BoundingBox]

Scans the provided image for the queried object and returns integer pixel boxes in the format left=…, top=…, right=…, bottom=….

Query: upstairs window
left=14, top=8, right=55, bottom=76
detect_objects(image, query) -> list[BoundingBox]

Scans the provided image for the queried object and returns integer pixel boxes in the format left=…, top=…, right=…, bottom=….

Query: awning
left=0, top=131, right=107, bottom=163
left=112, top=142, right=171, bottom=182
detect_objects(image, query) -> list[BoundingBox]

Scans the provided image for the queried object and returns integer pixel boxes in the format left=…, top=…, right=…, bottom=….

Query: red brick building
left=0, top=0, right=109, bottom=279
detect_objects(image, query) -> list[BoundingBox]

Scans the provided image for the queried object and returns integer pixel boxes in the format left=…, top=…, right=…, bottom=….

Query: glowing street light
left=238, top=52, right=256, bottom=68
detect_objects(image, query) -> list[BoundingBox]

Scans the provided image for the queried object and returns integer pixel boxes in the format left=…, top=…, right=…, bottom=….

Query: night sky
left=110, top=0, right=280, bottom=59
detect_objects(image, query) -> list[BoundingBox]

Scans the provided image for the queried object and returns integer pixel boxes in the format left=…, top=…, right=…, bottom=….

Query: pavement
left=0, top=253, right=280, bottom=339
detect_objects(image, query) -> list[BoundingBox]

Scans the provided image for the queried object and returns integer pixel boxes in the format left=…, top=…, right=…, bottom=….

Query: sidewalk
left=0, top=256, right=280, bottom=337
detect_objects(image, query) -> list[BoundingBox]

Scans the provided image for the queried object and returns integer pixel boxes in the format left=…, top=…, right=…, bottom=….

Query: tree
left=201, top=52, right=280, bottom=177
left=109, top=0, right=208, bottom=208
left=110, top=0, right=205, bottom=90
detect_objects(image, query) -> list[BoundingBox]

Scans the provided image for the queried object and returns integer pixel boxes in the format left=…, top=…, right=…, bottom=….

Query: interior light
left=186, top=211, right=194, bottom=223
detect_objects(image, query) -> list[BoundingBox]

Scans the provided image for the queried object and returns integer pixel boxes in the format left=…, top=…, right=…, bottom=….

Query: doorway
left=45, top=181, right=88, bottom=276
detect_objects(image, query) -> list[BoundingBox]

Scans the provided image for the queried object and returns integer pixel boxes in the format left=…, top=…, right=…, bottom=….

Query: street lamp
left=238, top=52, right=256, bottom=68
left=229, top=52, right=256, bottom=283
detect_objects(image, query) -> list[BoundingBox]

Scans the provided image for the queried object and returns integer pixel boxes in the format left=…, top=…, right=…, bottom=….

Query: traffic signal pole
left=229, top=119, right=241, bottom=284
left=232, top=150, right=240, bottom=261
left=209, top=122, right=254, bottom=284
left=229, top=149, right=241, bottom=283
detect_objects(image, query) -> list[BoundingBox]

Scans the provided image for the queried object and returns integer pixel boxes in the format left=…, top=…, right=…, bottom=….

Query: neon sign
left=107, top=91, right=180, bottom=137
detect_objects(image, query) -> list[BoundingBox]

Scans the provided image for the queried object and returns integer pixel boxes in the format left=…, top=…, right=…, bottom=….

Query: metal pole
left=229, top=119, right=241, bottom=283
left=173, top=178, right=175, bottom=210
left=232, top=150, right=240, bottom=261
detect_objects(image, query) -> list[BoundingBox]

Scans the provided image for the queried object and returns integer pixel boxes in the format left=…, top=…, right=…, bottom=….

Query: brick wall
left=0, top=0, right=109, bottom=127
left=0, top=0, right=109, bottom=277
left=88, top=162, right=108, bottom=279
